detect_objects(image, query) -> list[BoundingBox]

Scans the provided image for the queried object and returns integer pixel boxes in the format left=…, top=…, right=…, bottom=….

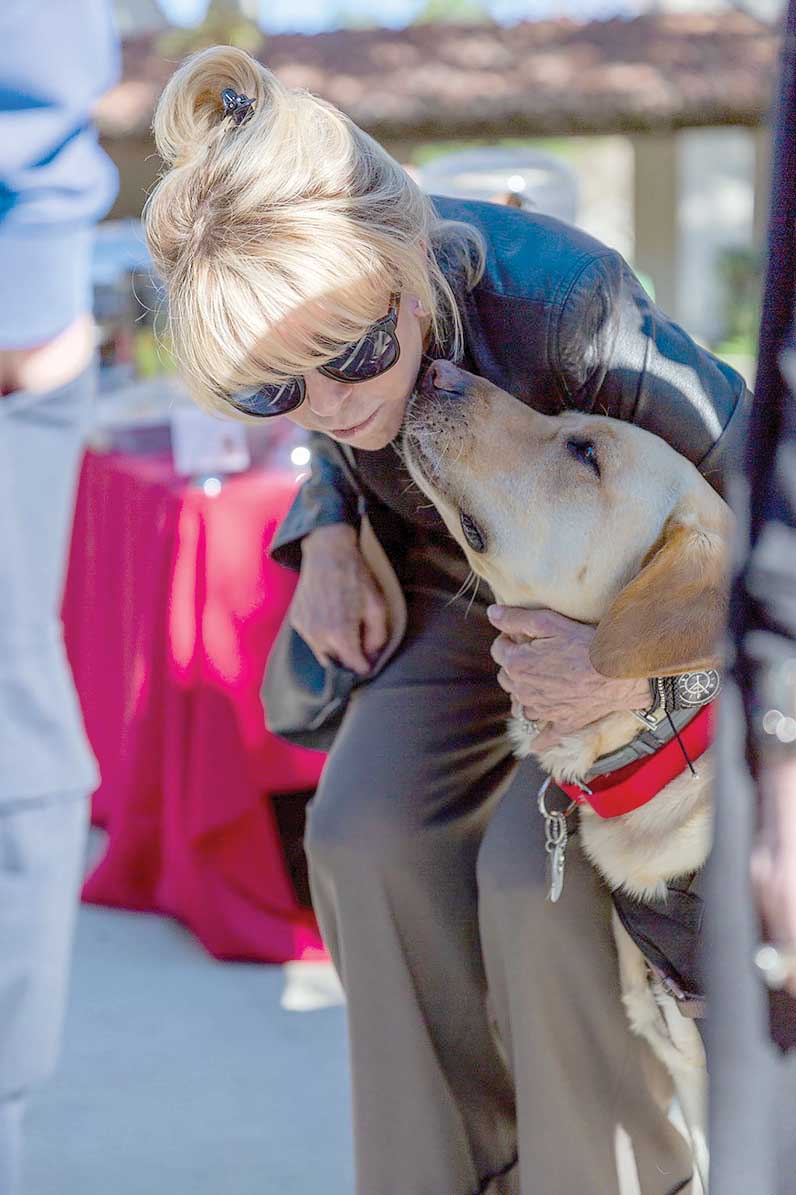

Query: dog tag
left=537, top=777, right=574, bottom=904
left=546, top=819, right=568, bottom=903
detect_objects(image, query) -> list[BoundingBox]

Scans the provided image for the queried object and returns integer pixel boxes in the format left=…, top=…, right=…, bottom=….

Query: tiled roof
left=95, top=12, right=777, bottom=141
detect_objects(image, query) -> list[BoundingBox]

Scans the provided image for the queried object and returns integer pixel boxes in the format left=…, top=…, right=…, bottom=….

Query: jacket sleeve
left=0, top=0, right=119, bottom=349
left=730, top=340, right=796, bottom=760
left=554, top=250, right=751, bottom=496
left=270, top=432, right=361, bottom=571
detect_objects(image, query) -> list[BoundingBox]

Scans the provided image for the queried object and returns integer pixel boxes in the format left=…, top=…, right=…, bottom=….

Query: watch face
left=677, top=669, right=721, bottom=706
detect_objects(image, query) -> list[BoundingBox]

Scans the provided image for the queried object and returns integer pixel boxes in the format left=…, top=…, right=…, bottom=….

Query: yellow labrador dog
left=403, top=360, right=733, bottom=1190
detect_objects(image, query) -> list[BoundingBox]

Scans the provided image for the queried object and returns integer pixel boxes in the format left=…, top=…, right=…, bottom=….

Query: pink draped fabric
left=63, top=451, right=327, bottom=962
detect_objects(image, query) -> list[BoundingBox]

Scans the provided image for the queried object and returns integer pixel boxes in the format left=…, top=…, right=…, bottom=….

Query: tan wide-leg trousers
left=305, top=542, right=692, bottom=1195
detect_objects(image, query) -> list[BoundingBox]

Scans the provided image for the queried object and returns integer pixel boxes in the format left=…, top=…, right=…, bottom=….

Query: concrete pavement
left=24, top=888, right=352, bottom=1195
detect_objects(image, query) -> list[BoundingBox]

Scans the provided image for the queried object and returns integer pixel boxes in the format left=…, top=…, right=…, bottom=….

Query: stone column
left=631, top=132, right=679, bottom=316
left=754, top=124, right=773, bottom=250
left=676, top=126, right=756, bottom=346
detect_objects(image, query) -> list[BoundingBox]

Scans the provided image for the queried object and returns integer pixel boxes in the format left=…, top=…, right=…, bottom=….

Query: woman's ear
left=589, top=495, right=732, bottom=679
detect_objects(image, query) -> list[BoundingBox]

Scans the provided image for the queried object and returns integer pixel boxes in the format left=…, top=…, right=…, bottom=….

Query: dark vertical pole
left=746, top=2, right=796, bottom=538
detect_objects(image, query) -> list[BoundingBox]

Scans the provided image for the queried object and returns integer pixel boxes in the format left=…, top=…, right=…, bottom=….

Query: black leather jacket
left=272, top=195, right=750, bottom=570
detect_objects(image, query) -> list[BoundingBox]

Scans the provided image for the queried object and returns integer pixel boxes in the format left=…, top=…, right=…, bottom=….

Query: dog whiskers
left=465, top=571, right=483, bottom=618
left=446, top=569, right=477, bottom=608
left=445, top=569, right=483, bottom=616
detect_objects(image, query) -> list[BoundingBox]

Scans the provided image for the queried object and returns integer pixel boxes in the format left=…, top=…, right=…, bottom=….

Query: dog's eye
left=460, top=511, right=487, bottom=553
left=566, top=438, right=600, bottom=477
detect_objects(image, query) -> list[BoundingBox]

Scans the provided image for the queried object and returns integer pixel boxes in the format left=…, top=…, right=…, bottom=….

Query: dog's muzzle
left=405, top=359, right=475, bottom=475
left=418, top=359, right=472, bottom=400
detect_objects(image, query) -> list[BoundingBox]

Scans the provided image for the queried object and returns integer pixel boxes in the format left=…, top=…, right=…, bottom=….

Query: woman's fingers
left=361, top=584, right=389, bottom=661
left=496, top=667, right=514, bottom=695
left=329, top=631, right=372, bottom=676
left=487, top=605, right=571, bottom=639
left=291, top=531, right=387, bottom=676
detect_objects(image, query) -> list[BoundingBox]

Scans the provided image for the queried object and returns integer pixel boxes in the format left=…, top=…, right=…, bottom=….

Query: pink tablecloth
left=63, top=451, right=327, bottom=962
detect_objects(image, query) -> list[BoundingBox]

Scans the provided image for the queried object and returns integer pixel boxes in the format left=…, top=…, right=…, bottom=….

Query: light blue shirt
left=0, top=1, right=119, bottom=800
left=0, top=0, right=120, bottom=349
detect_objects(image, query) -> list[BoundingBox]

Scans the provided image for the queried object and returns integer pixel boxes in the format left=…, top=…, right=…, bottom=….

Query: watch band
left=646, top=669, right=722, bottom=718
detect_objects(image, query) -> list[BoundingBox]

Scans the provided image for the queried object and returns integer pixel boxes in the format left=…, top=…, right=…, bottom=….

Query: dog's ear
left=589, top=497, right=731, bottom=679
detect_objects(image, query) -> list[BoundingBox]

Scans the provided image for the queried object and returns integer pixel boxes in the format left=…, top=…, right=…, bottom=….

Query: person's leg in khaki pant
left=305, top=554, right=692, bottom=1195
left=306, top=574, right=520, bottom=1195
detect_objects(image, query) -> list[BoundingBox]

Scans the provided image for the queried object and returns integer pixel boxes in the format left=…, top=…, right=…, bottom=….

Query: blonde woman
left=145, top=47, right=748, bottom=1195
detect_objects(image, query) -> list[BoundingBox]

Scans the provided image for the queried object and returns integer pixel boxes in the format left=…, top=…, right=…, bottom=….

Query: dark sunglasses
left=227, top=293, right=401, bottom=418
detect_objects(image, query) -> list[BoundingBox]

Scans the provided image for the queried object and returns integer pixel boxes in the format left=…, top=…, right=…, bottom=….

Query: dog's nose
left=425, top=359, right=468, bottom=394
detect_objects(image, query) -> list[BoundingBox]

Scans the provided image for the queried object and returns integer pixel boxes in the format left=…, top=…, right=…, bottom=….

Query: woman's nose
left=305, top=372, right=354, bottom=417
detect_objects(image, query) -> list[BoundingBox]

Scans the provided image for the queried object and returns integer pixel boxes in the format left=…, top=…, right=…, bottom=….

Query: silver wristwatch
left=644, top=670, right=722, bottom=721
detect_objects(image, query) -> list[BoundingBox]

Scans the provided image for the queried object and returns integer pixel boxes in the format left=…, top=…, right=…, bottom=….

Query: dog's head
left=403, top=360, right=732, bottom=677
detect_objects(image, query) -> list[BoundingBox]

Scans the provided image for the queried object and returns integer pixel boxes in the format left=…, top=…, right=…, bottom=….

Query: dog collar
left=559, top=704, right=714, bottom=819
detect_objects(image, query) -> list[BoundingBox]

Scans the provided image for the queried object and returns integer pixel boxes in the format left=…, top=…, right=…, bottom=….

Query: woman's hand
left=751, top=756, right=796, bottom=997
left=487, top=606, right=650, bottom=750
left=291, top=523, right=389, bottom=675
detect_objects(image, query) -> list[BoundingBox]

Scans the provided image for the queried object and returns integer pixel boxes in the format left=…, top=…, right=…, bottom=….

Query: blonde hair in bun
left=151, top=45, right=279, bottom=169
left=143, top=45, right=484, bottom=417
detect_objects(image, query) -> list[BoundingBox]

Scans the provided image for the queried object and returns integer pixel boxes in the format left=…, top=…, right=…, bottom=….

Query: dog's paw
left=507, top=717, right=595, bottom=781
left=536, top=734, right=596, bottom=784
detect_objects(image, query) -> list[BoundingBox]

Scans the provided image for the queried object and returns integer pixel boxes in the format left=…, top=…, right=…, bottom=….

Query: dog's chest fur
left=509, top=712, right=713, bottom=902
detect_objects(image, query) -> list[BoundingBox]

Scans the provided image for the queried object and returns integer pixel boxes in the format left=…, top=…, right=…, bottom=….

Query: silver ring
left=518, top=714, right=541, bottom=736
left=754, top=943, right=796, bottom=990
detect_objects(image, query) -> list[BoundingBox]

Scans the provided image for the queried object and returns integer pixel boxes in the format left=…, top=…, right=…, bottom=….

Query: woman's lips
left=330, top=408, right=381, bottom=438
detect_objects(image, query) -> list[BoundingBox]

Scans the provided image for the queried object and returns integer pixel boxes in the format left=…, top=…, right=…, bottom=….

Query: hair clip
left=220, top=88, right=255, bottom=127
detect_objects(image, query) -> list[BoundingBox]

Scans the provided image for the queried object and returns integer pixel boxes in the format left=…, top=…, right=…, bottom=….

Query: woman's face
left=284, top=292, right=431, bottom=451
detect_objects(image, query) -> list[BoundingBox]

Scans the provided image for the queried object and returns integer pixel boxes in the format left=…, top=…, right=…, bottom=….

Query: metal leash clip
left=537, top=776, right=577, bottom=903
